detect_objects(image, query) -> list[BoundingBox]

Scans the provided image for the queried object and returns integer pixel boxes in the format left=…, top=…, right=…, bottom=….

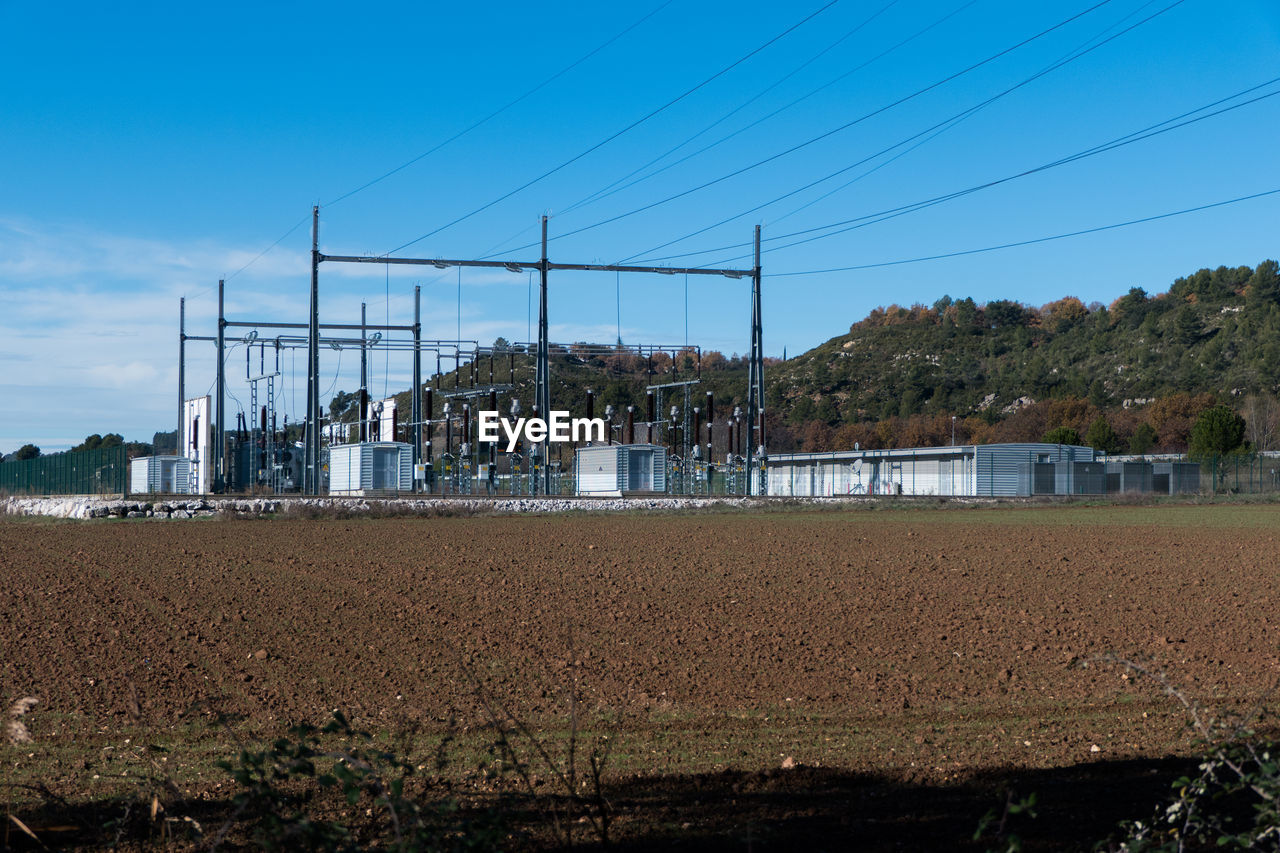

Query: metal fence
left=1195, top=453, right=1280, bottom=494
left=0, top=446, right=129, bottom=496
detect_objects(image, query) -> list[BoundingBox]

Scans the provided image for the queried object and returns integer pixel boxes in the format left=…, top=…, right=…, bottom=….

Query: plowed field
left=3, top=503, right=1279, bottom=849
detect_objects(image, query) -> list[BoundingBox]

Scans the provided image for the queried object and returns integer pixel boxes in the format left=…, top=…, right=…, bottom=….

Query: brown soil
left=2, top=504, right=1278, bottom=849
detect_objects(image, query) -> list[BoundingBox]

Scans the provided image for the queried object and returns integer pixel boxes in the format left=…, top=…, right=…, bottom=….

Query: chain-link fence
left=1193, top=453, right=1280, bottom=494
left=0, top=446, right=129, bottom=496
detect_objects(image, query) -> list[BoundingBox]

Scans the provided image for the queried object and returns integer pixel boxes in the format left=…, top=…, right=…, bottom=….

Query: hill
left=343, top=260, right=1279, bottom=458
left=771, top=260, right=1280, bottom=455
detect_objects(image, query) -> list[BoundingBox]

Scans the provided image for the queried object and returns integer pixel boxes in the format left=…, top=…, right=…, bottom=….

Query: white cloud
left=0, top=216, right=756, bottom=451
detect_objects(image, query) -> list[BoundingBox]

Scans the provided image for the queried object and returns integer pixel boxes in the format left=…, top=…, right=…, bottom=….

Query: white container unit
left=575, top=444, right=667, bottom=496
left=130, top=456, right=193, bottom=494
left=328, top=442, right=414, bottom=496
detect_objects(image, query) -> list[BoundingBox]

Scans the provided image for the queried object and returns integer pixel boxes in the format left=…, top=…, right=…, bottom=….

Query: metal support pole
left=413, top=285, right=422, bottom=478
left=214, top=280, right=226, bottom=492
left=537, top=215, right=551, bottom=495
left=307, top=205, right=320, bottom=494
left=178, top=297, right=185, bottom=457
left=359, top=303, right=367, bottom=443
left=747, top=225, right=765, bottom=495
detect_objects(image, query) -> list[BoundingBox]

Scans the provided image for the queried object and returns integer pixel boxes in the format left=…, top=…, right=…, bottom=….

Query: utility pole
left=537, top=215, right=551, bottom=496
left=360, top=302, right=367, bottom=443
left=178, top=297, right=185, bottom=458
left=746, top=225, right=765, bottom=495
left=412, top=285, right=422, bottom=478
left=214, top=279, right=225, bottom=492
left=306, top=205, right=320, bottom=494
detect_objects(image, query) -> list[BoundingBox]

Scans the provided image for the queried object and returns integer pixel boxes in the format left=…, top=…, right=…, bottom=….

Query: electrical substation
left=165, top=208, right=769, bottom=498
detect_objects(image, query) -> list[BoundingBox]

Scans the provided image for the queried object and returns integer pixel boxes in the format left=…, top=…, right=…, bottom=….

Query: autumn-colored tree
left=701, top=351, right=728, bottom=371
left=962, top=416, right=997, bottom=446
left=1146, top=392, right=1216, bottom=452
left=648, top=351, right=673, bottom=375
left=1043, top=397, right=1097, bottom=435
left=800, top=421, right=835, bottom=452
left=834, top=421, right=881, bottom=450
left=1040, top=296, right=1088, bottom=332
left=875, top=418, right=900, bottom=448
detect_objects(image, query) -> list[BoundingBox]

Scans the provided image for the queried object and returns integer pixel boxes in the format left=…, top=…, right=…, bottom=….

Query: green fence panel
left=0, top=446, right=128, bottom=495
left=1190, top=453, right=1280, bottom=495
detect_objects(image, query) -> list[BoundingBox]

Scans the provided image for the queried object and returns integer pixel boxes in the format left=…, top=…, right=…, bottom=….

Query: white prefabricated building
left=328, top=442, right=414, bottom=496
left=766, top=443, right=1096, bottom=497
left=575, top=444, right=667, bottom=496
left=130, top=456, right=193, bottom=494
left=182, top=395, right=211, bottom=493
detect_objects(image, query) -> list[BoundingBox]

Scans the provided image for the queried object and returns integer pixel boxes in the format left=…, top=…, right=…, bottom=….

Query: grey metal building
left=576, top=444, right=668, bottom=496
left=130, top=455, right=193, bottom=495
left=766, top=443, right=1096, bottom=497
left=328, top=442, right=414, bottom=496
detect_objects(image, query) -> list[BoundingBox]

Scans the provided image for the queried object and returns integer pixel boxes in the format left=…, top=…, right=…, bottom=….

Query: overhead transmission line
left=218, top=1, right=673, bottom=285
left=555, top=0, right=981, bottom=223
left=474, top=0, right=914, bottom=260
left=641, top=61, right=1274, bottom=270
left=504, top=0, right=1117, bottom=259
left=766, top=187, right=1280, bottom=276
left=737, top=81, right=1280, bottom=263
left=381, top=0, right=845, bottom=257
left=764, top=0, right=1170, bottom=226
left=558, top=0, right=913, bottom=217
left=621, top=0, right=1187, bottom=265
left=476, top=0, right=976, bottom=261
left=322, top=0, right=675, bottom=209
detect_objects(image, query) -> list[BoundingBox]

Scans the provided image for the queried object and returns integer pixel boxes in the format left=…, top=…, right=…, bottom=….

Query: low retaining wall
left=1, top=495, right=778, bottom=520
left=1, top=493, right=1009, bottom=520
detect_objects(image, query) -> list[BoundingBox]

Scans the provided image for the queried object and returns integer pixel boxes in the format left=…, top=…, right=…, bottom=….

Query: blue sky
left=2, top=0, right=1277, bottom=451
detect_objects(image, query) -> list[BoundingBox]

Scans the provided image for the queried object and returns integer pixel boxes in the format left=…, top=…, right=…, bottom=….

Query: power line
left=558, top=0, right=910, bottom=217
left=224, top=214, right=310, bottom=283
left=766, top=0, right=1170, bottom=227
left=532, top=0, right=1118, bottom=258
left=624, top=0, right=1185, bottom=265
left=382, top=0, right=845, bottom=257
left=474, top=0, right=910, bottom=262
left=485, top=0, right=982, bottom=261
left=215, top=3, right=673, bottom=288
left=756, top=83, right=1280, bottom=260
left=322, top=0, right=676, bottom=210
left=670, top=72, right=1280, bottom=268
left=770, top=188, right=1280, bottom=277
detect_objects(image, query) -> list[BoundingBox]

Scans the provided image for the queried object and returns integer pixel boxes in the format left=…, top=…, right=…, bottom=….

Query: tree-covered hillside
left=771, top=260, right=1280, bottom=454
left=345, top=260, right=1280, bottom=458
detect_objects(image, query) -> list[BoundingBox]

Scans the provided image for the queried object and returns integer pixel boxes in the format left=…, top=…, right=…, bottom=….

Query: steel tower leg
left=537, top=215, right=551, bottom=495
left=747, top=226, right=765, bottom=495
